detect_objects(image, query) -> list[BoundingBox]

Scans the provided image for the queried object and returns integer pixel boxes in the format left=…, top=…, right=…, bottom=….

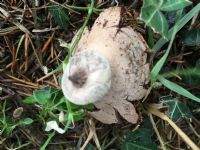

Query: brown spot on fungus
left=68, top=68, right=88, bottom=88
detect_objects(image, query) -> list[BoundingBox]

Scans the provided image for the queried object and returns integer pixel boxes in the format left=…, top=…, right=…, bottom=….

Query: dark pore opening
left=68, top=68, right=88, bottom=88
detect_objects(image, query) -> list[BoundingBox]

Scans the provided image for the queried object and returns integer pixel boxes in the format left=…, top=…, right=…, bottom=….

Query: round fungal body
left=61, top=50, right=112, bottom=105
left=61, top=7, right=149, bottom=124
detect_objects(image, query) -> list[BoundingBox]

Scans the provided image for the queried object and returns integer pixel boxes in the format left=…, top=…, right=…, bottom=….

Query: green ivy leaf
left=140, top=0, right=168, bottom=36
left=151, top=3, right=200, bottom=58
left=121, top=119, right=157, bottom=150
left=140, top=0, right=192, bottom=36
left=48, top=6, right=69, bottom=30
left=160, top=96, right=192, bottom=122
left=161, top=0, right=192, bottom=11
left=182, top=29, right=200, bottom=46
left=33, top=87, right=52, bottom=105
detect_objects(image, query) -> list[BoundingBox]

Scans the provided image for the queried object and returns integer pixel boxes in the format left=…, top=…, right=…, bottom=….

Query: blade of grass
left=64, top=4, right=103, bottom=12
left=150, top=3, right=200, bottom=60
left=37, top=0, right=95, bottom=82
left=39, top=2, right=95, bottom=149
left=151, top=26, right=177, bottom=79
left=15, top=34, right=25, bottom=60
left=157, top=75, right=200, bottom=103
left=63, top=0, right=95, bottom=69
left=161, top=68, right=200, bottom=78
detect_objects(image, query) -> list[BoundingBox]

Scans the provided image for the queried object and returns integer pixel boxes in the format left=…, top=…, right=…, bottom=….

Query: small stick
left=28, top=34, right=43, bottom=69
left=37, top=65, right=62, bottom=82
left=43, top=80, right=61, bottom=89
left=16, top=90, right=32, bottom=96
left=41, top=31, right=55, bottom=53
left=149, top=114, right=167, bottom=150
left=7, top=74, right=41, bottom=87
left=24, top=33, right=29, bottom=72
left=13, top=83, right=40, bottom=89
left=53, top=74, right=59, bottom=86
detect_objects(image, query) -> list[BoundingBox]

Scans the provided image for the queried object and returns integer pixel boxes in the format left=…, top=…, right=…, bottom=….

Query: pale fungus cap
left=61, top=50, right=111, bottom=105
left=61, top=7, right=150, bottom=124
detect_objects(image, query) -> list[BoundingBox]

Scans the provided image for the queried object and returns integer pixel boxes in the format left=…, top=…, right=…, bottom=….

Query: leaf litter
left=0, top=0, right=200, bottom=149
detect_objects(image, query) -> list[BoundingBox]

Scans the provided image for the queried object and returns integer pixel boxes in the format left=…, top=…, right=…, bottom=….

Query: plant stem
left=37, top=0, right=95, bottom=82
left=40, top=131, right=56, bottom=150
left=63, top=0, right=95, bottom=66
left=149, top=114, right=167, bottom=150
left=64, top=4, right=103, bottom=12
left=161, top=68, right=200, bottom=79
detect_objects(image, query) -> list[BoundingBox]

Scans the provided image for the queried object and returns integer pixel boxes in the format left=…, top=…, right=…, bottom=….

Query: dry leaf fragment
left=13, top=107, right=23, bottom=119
left=62, top=7, right=149, bottom=124
left=45, top=121, right=65, bottom=134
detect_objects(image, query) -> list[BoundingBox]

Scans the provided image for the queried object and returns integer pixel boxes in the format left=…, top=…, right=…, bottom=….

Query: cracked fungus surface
left=62, top=7, right=150, bottom=124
